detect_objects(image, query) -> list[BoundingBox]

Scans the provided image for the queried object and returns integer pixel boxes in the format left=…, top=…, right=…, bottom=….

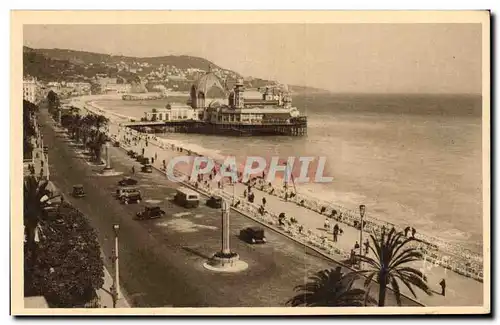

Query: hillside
left=23, top=46, right=328, bottom=93
left=26, top=47, right=224, bottom=71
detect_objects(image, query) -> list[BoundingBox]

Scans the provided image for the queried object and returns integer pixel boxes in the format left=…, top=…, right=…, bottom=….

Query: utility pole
left=359, top=205, right=366, bottom=269
left=110, top=224, right=120, bottom=307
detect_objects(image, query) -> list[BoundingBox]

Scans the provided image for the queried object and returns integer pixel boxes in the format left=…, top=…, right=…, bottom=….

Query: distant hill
left=23, top=46, right=328, bottom=94
left=26, top=47, right=224, bottom=71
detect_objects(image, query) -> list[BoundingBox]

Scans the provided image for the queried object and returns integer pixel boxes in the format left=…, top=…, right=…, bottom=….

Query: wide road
left=39, top=111, right=420, bottom=308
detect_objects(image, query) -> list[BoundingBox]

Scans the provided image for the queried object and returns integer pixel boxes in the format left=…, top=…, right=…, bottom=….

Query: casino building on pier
left=141, top=70, right=307, bottom=136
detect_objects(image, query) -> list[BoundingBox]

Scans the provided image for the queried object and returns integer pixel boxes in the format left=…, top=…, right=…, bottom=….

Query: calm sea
left=95, top=93, right=483, bottom=253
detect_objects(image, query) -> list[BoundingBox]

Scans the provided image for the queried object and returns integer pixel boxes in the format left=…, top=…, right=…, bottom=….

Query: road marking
left=145, top=199, right=162, bottom=204
left=173, top=212, right=191, bottom=218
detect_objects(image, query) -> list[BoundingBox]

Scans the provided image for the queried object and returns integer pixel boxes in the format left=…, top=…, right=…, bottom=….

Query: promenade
left=39, top=109, right=421, bottom=307
left=77, top=96, right=483, bottom=307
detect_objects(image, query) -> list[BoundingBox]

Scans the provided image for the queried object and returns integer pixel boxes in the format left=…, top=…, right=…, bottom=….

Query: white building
left=23, top=77, right=39, bottom=104
left=105, top=83, right=131, bottom=94
left=145, top=103, right=198, bottom=122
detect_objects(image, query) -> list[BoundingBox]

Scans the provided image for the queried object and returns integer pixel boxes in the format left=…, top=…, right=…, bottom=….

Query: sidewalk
left=84, top=100, right=484, bottom=307
left=97, top=265, right=131, bottom=308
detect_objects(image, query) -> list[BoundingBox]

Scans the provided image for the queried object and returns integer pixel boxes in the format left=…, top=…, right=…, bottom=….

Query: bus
left=174, top=187, right=200, bottom=208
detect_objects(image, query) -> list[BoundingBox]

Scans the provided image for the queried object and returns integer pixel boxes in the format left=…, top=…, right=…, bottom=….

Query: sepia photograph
left=11, top=10, right=490, bottom=315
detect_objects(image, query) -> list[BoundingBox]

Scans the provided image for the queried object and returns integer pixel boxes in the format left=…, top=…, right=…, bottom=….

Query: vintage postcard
left=11, top=10, right=490, bottom=315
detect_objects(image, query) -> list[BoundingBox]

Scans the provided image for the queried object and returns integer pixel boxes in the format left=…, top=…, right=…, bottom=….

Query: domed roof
left=194, top=72, right=227, bottom=96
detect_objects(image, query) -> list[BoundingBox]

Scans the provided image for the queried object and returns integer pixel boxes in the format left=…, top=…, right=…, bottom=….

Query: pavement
left=37, top=109, right=422, bottom=308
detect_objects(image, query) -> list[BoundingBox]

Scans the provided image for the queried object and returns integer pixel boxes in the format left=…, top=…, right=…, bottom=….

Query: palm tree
left=93, top=114, right=108, bottom=132
left=286, top=266, right=373, bottom=307
left=358, top=228, right=432, bottom=306
left=89, top=132, right=107, bottom=163
left=23, top=176, right=59, bottom=263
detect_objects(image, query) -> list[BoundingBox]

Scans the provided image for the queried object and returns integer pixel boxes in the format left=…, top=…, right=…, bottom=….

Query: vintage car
left=113, top=141, right=120, bottom=147
left=206, top=195, right=223, bottom=209
left=118, top=177, right=138, bottom=186
left=72, top=184, right=86, bottom=198
left=135, top=206, right=166, bottom=220
left=141, top=164, right=153, bottom=173
left=127, top=150, right=137, bottom=158
left=239, top=227, right=267, bottom=244
left=116, top=187, right=142, bottom=204
left=136, top=155, right=144, bottom=162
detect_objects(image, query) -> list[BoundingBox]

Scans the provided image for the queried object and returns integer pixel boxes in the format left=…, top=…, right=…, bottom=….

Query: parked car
left=42, top=205, right=58, bottom=219
left=116, top=187, right=142, bottom=204
left=118, top=177, right=138, bottom=186
left=127, top=150, right=137, bottom=158
left=136, top=155, right=144, bottom=162
left=141, top=164, right=153, bottom=173
left=135, top=206, right=166, bottom=220
left=113, top=141, right=120, bottom=147
left=206, top=195, right=223, bottom=209
left=240, top=227, right=267, bottom=244
left=72, top=184, right=86, bottom=198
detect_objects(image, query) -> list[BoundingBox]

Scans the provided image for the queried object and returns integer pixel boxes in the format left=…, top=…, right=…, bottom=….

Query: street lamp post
left=111, top=224, right=120, bottom=308
left=359, top=205, right=366, bottom=268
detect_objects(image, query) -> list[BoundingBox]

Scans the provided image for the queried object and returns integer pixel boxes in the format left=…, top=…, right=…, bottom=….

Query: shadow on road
left=182, top=246, right=211, bottom=260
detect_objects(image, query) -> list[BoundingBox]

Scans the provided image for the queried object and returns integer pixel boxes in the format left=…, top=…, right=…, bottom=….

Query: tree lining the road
left=287, top=229, right=431, bottom=307
left=357, top=228, right=432, bottom=306
left=23, top=100, right=38, bottom=159
left=60, top=111, right=110, bottom=164
left=286, top=266, right=375, bottom=307
left=24, top=175, right=105, bottom=307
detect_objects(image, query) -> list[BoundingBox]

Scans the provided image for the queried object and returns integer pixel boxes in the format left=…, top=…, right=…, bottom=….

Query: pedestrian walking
left=333, top=223, right=339, bottom=242
left=132, top=166, right=135, bottom=174
left=155, top=153, right=158, bottom=161
left=354, top=241, right=360, bottom=250
left=284, top=191, right=288, bottom=202
left=404, top=226, right=411, bottom=237
left=411, top=227, right=417, bottom=238
left=350, top=249, right=356, bottom=265
left=364, top=239, right=370, bottom=255
left=324, top=218, right=330, bottom=231
left=262, top=197, right=266, bottom=206
left=439, top=278, right=446, bottom=296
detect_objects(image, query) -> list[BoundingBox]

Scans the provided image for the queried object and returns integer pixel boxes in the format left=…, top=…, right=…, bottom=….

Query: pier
left=122, top=117, right=307, bottom=136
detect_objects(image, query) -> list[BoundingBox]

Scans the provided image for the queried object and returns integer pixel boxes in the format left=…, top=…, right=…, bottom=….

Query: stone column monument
left=203, top=200, right=248, bottom=272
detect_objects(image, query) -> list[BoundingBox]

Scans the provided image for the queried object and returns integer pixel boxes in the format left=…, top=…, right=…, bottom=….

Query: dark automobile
left=141, top=164, right=153, bottom=173
left=72, top=184, right=86, bottom=198
left=127, top=150, right=137, bottom=158
left=240, top=227, right=267, bottom=244
left=118, top=177, right=138, bottom=186
left=136, top=155, right=144, bottom=162
left=135, top=206, right=166, bottom=220
left=42, top=205, right=58, bottom=219
left=206, top=195, right=223, bottom=209
left=117, top=187, right=142, bottom=204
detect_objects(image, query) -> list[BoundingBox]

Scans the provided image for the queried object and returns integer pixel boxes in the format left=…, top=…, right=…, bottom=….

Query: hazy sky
left=24, top=24, right=482, bottom=93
